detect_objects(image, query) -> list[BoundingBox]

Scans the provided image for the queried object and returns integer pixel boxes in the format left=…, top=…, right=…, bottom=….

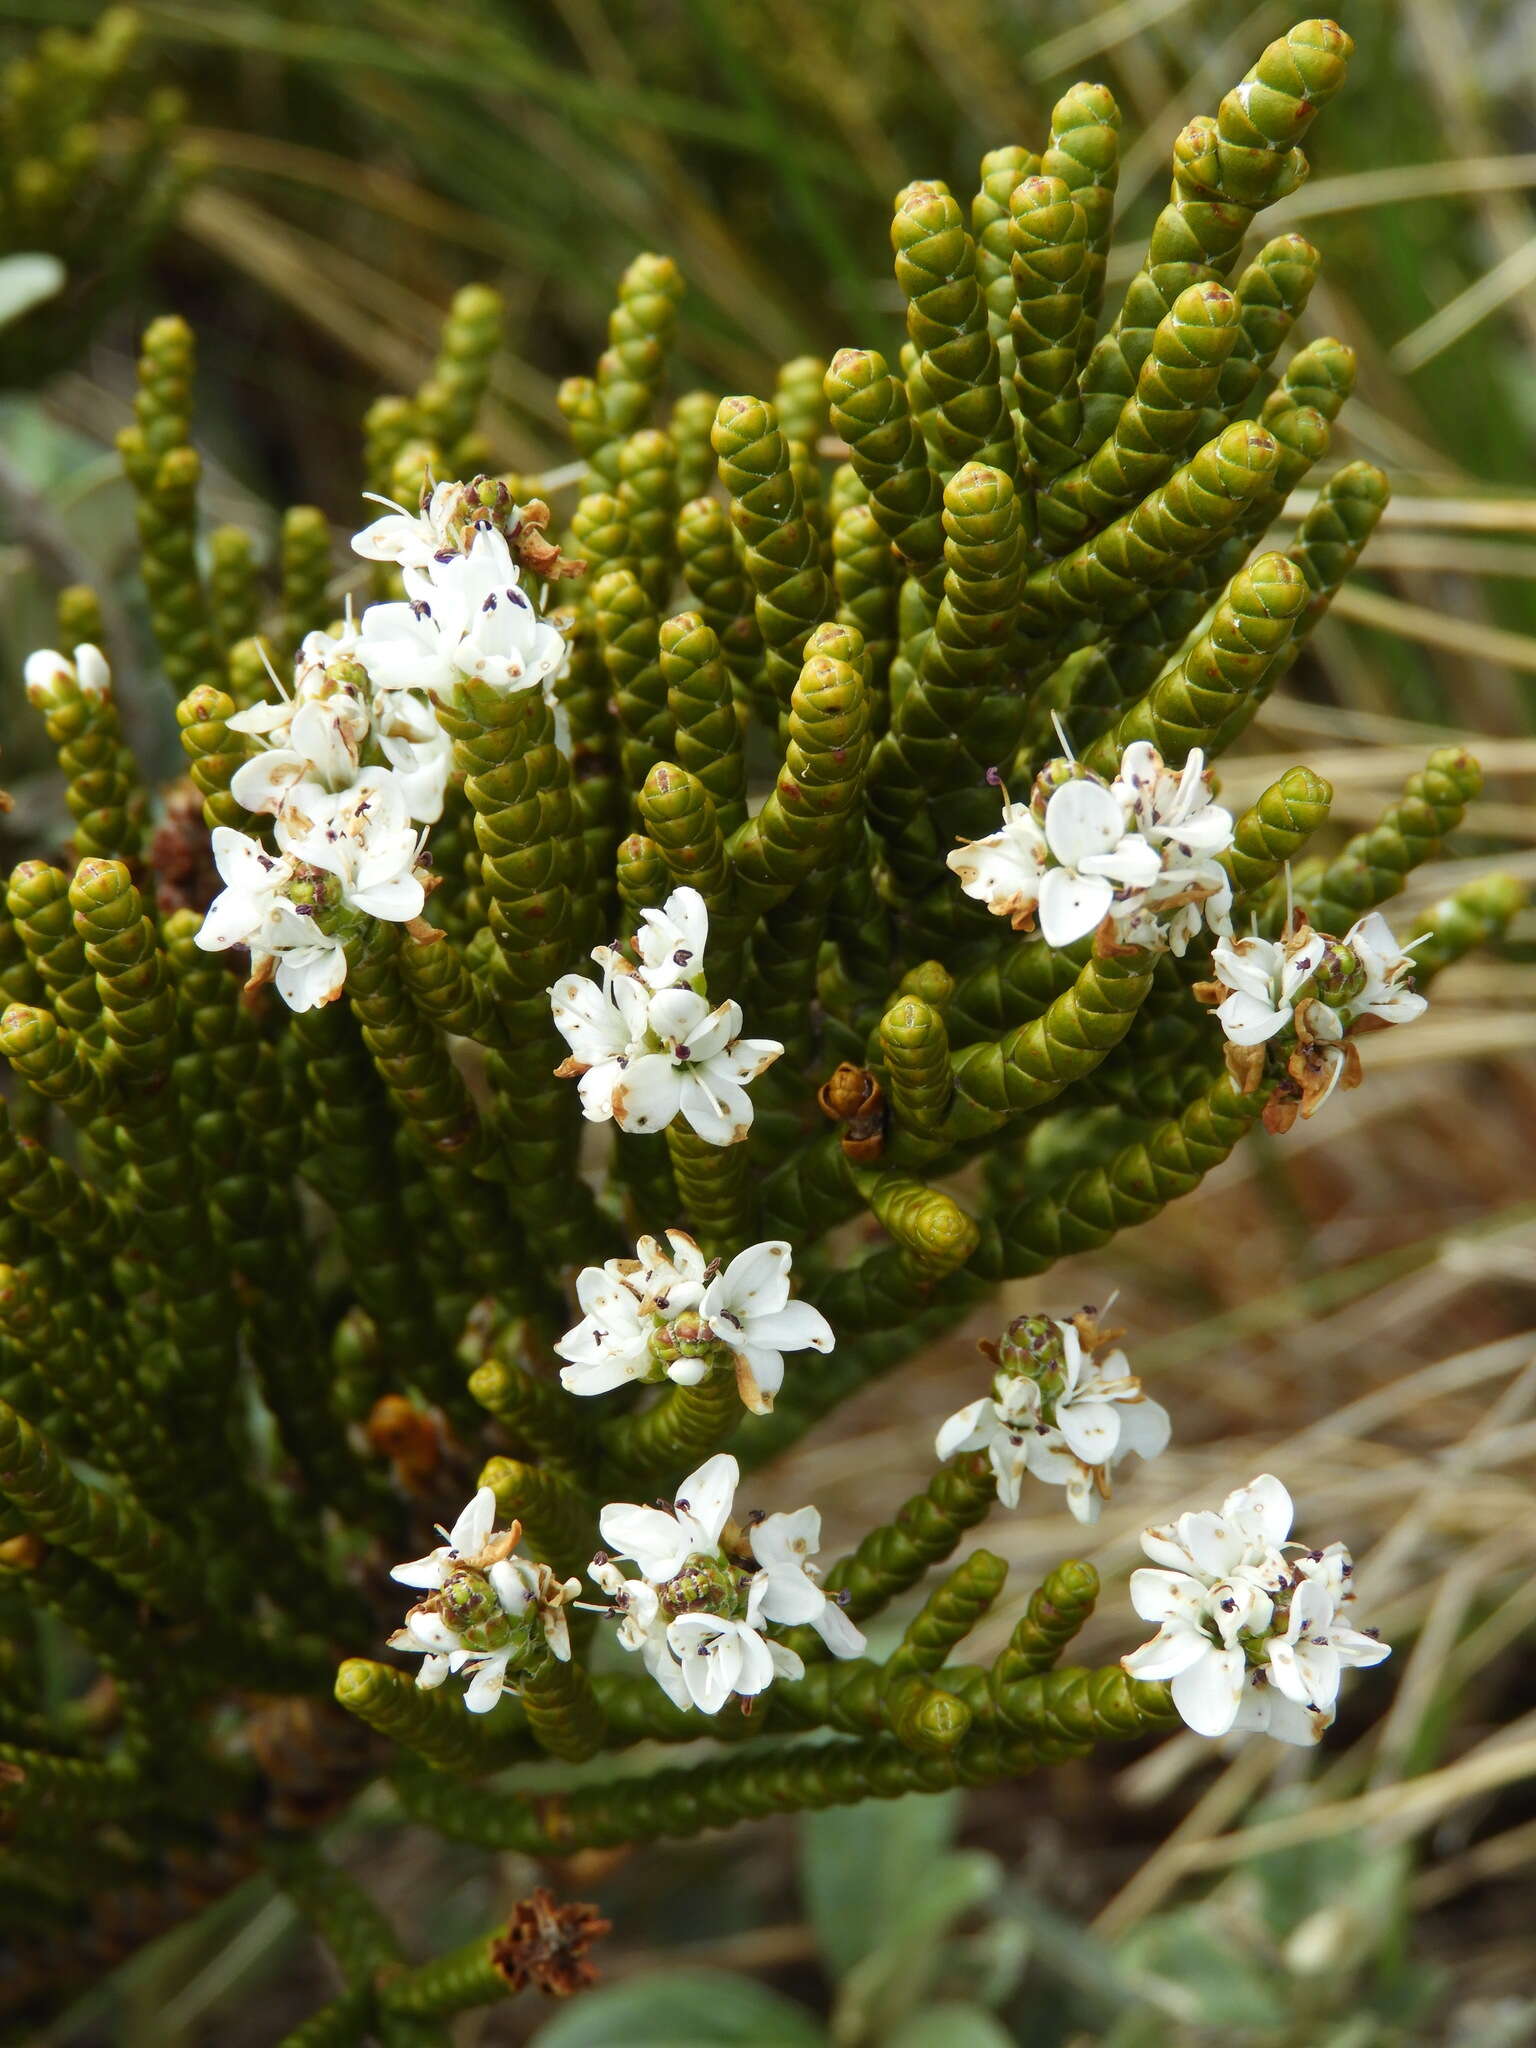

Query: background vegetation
left=2, top=1, right=1535, bottom=2040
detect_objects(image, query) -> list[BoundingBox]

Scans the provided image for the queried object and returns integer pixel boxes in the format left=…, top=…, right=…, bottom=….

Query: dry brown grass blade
left=1138, top=1732, right=1536, bottom=1880
left=1325, top=583, right=1536, bottom=676
left=1278, top=492, right=1536, bottom=534
left=180, top=187, right=560, bottom=465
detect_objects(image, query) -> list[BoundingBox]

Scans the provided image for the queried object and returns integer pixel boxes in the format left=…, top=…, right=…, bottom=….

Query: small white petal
left=1170, top=1645, right=1247, bottom=1737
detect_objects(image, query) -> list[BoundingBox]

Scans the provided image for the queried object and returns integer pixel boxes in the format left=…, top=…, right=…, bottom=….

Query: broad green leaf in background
left=1111, top=1908, right=1292, bottom=2036
left=830, top=1851, right=1004, bottom=2047
left=0, top=253, right=64, bottom=331
left=885, top=2003, right=1018, bottom=2048
left=799, top=1790, right=962, bottom=1982
left=531, top=1967, right=827, bottom=2048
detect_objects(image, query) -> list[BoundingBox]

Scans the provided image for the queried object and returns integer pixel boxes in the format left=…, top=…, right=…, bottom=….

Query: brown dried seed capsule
left=818, top=1061, right=877, bottom=1120
left=816, top=1062, right=888, bottom=1160
left=490, top=1888, right=613, bottom=1997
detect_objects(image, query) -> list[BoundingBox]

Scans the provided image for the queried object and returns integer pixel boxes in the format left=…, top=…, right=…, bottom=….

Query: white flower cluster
left=1122, top=1474, right=1389, bottom=1745
left=936, top=1307, right=1169, bottom=1522
left=550, top=887, right=782, bottom=1144
left=1200, top=910, right=1427, bottom=1124
left=948, top=742, right=1234, bottom=954
left=194, top=480, right=568, bottom=1011
left=388, top=1486, right=580, bottom=1714
left=556, top=1230, right=833, bottom=1414
left=390, top=1461, right=865, bottom=1720
left=591, top=1453, right=864, bottom=1715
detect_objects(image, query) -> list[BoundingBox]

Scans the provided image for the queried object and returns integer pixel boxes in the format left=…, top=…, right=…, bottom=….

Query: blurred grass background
left=3, top=1, right=1536, bottom=2041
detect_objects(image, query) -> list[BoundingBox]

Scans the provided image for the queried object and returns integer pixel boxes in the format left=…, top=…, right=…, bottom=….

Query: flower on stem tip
left=1122, top=1474, right=1389, bottom=1745
left=228, top=626, right=453, bottom=830
left=700, top=1239, right=834, bottom=1414
left=351, top=475, right=583, bottom=582
left=24, top=641, right=112, bottom=702
left=195, top=759, right=431, bottom=1011
left=389, top=1486, right=580, bottom=1713
left=275, top=769, right=427, bottom=925
left=945, top=801, right=1048, bottom=931
left=351, top=479, right=473, bottom=570
left=936, top=1305, right=1168, bottom=1521
left=592, top=1454, right=863, bottom=1714
left=947, top=744, right=1232, bottom=955
left=193, top=829, right=348, bottom=1013
left=355, top=525, right=567, bottom=701
left=1198, top=907, right=1428, bottom=1130
left=188, top=479, right=588, bottom=1010
left=628, top=886, right=709, bottom=991
left=550, top=893, right=781, bottom=1145
left=555, top=1233, right=833, bottom=1415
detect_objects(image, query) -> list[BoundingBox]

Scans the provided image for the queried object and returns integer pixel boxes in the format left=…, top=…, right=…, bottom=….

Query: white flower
left=373, top=688, right=454, bottom=825
left=227, top=627, right=373, bottom=815
left=1209, top=929, right=1327, bottom=1045
left=555, top=1260, right=657, bottom=1396
left=629, top=1229, right=710, bottom=1315
left=1017, top=1328, right=1171, bottom=1523
left=1123, top=1557, right=1273, bottom=1737
left=1344, top=912, right=1427, bottom=1028
left=1203, top=909, right=1427, bottom=1125
left=549, top=959, right=654, bottom=1123
left=615, top=988, right=782, bottom=1145
left=1123, top=1475, right=1389, bottom=1745
left=1228, top=1672, right=1330, bottom=1745
left=698, top=1241, right=834, bottom=1414
left=666, top=1611, right=796, bottom=1714
left=748, top=1506, right=865, bottom=1659
left=230, top=689, right=371, bottom=814
left=357, top=526, right=566, bottom=700
left=24, top=642, right=111, bottom=702
left=487, top=1551, right=580, bottom=1667
left=599, top=1451, right=739, bottom=1583
left=630, top=886, right=709, bottom=991
left=1264, top=1575, right=1389, bottom=1719
left=1113, top=743, right=1232, bottom=858
left=554, top=1232, right=712, bottom=1399
left=556, top=1232, right=827, bottom=1412
left=390, top=1484, right=500, bottom=1592
left=1106, top=742, right=1237, bottom=956
left=1037, top=778, right=1163, bottom=948
left=386, top=1605, right=460, bottom=1692
left=593, top=1454, right=857, bottom=1716
left=553, top=891, right=778, bottom=1140
left=935, top=1372, right=1043, bottom=1509
left=936, top=1312, right=1169, bottom=1521
left=1121, top=853, right=1234, bottom=958
left=1294, top=1541, right=1355, bottom=1604
left=388, top=1486, right=579, bottom=1712
left=276, top=769, right=426, bottom=924
left=588, top=1560, right=690, bottom=1710
left=946, top=802, right=1049, bottom=930
left=950, top=748, right=1234, bottom=954
left=551, top=966, right=782, bottom=1145
left=351, top=481, right=463, bottom=570
left=1139, top=1472, right=1295, bottom=1594
left=193, top=828, right=347, bottom=1012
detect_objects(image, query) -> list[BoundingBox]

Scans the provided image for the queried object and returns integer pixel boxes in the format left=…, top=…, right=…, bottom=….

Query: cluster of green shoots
left=0, top=18, right=1522, bottom=2038
left=0, top=9, right=189, bottom=386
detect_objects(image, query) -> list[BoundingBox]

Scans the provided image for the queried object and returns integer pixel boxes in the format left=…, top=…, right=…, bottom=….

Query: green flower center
left=438, top=1566, right=535, bottom=1656
left=658, top=1551, right=746, bottom=1621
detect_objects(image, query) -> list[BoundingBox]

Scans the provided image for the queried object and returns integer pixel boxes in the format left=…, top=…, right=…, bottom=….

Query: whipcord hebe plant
left=0, top=19, right=1523, bottom=2037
